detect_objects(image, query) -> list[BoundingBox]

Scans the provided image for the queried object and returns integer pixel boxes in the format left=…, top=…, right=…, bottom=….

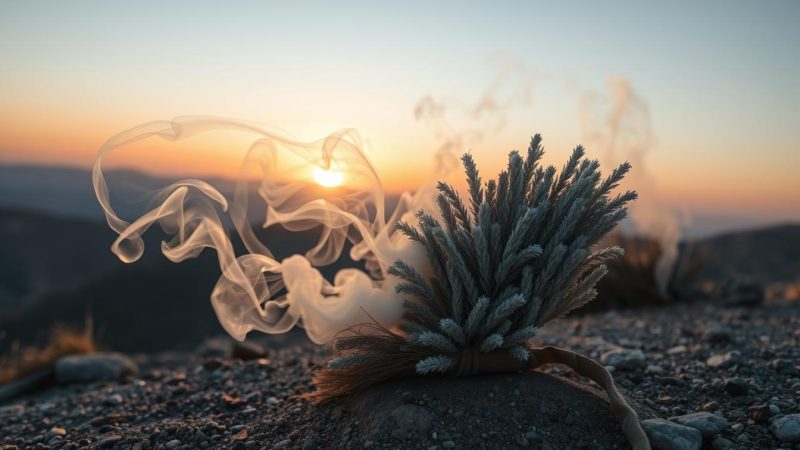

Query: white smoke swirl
left=93, top=116, right=436, bottom=344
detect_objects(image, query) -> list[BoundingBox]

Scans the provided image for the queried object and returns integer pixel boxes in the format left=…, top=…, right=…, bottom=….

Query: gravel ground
left=1, top=299, right=798, bottom=450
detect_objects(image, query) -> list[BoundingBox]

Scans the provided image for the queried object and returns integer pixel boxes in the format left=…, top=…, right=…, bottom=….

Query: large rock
left=669, top=412, right=728, bottom=438
left=642, top=418, right=702, bottom=450
left=770, top=414, right=800, bottom=443
left=55, top=352, right=138, bottom=384
left=307, top=371, right=651, bottom=449
left=601, top=348, right=646, bottom=370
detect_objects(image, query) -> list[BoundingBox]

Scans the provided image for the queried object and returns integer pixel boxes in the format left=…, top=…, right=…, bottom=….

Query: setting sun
left=313, top=166, right=345, bottom=188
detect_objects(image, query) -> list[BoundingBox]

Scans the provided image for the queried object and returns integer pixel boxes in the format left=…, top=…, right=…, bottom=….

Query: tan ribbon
left=529, top=346, right=651, bottom=450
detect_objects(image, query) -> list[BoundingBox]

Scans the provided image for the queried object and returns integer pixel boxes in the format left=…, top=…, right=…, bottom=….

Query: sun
left=313, top=166, right=345, bottom=188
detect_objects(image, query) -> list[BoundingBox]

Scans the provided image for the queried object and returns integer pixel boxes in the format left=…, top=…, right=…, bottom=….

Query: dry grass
left=0, top=319, right=96, bottom=385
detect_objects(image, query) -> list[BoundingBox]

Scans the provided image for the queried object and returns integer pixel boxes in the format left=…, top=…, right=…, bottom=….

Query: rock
left=646, top=365, right=664, bottom=374
left=600, top=349, right=645, bottom=370
left=165, top=440, right=181, bottom=449
left=702, top=325, right=732, bottom=343
left=723, top=377, right=748, bottom=396
left=705, top=351, right=740, bottom=369
left=748, top=404, right=774, bottom=422
left=669, top=412, right=728, bottom=438
left=97, top=435, right=123, bottom=448
left=272, top=439, right=291, bottom=449
left=301, top=436, right=317, bottom=450
left=55, top=352, right=138, bottom=384
left=642, top=419, right=702, bottom=450
left=667, top=345, right=688, bottom=355
left=770, top=414, right=800, bottom=443
left=104, top=393, right=124, bottom=406
left=716, top=277, right=764, bottom=306
left=385, top=404, right=434, bottom=436
left=231, top=340, right=268, bottom=361
left=701, top=402, right=719, bottom=412
left=710, top=436, right=734, bottom=449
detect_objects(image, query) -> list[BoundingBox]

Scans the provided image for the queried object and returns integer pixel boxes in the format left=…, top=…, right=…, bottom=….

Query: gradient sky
left=1, top=1, right=798, bottom=230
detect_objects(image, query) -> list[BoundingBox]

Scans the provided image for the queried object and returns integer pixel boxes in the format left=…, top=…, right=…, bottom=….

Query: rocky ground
left=1, top=299, right=799, bottom=450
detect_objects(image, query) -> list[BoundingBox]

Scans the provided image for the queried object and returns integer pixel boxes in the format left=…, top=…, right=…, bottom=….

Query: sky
left=1, top=0, right=798, bottom=233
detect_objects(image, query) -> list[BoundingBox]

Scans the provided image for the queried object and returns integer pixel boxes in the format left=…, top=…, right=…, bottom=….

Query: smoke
left=415, top=55, right=535, bottom=176
left=93, top=116, right=437, bottom=344
left=579, top=78, right=680, bottom=295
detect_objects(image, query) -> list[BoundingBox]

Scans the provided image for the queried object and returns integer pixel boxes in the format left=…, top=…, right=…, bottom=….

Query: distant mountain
left=0, top=254, right=226, bottom=353
left=0, top=208, right=140, bottom=314
left=0, top=207, right=365, bottom=352
left=0, top=165, right=239, bottom=222
left=686, top=223, right=800, bottom=284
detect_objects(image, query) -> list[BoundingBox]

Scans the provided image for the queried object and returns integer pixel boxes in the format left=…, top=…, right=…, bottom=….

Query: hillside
left=0, top=209, right=131, bottom=313
left=687, top=223, right=800, bottom=283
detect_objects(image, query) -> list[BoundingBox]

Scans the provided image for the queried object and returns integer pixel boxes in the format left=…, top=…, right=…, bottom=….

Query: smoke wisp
left=415, top=55, right=535, bottom=176
left=93, top=116, right=437, bottom=344
left=579, top=79, right=680, bottom=294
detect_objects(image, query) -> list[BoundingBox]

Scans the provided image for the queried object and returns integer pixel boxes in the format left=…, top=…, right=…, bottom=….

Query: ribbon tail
left=531, top=346, right=651, bottom=450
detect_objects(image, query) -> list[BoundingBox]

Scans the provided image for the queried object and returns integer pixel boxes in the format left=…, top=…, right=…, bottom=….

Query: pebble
left=386, top=404, right=434, bottom=435
left=165, top=440, right=181, bottom=449
left=646, top=365, right=664, bottom=374
left=55, top=352, right=138, bottom=384
left=770, top=414, right=800, bottom=443
left=669, top=412, right=728, bottom=438
left=748, top=404, right=774, bottom=422
left=705, top=351, right=740, bottom=369
left=642, top=418, right=702, bottom=450
left=723, top=377, right=749, bottom=396
left=600, top=348, right=646, bottom=370
left=301, top=436, right=317, bottom=450
left=97, top=435, right=123, bottom=447
left=104, top=393, right=124, bottom=406
left=701, top=402, right=719, bottom=412
left=711, top=436, right=734, bottom=449
left=231, top=340, right=269, bottom=361
left=702, top=325, right=732, bottom=343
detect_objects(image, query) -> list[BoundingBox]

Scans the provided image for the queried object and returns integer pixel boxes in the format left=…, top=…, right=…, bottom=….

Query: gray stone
left=702, top=325, right=732, bottom=343
left=165, top=440, right=181, bottom=449
left=231, top=340, right=268, bottom=361
left=386, top=404, right=434, bottom=436
left=669, top=412, right=728, bottom=438
left=711, top=437, right=734, bottom=449
left=723, top=377, right=748, bottom=396
left=600, top=348, right=646, bottom=370
left=716, top=277, right=764, bottom=306
left=301, top=436, right=317, bottom=450
left=642, top=418, right=702, bottom=450
left=55, top=352, right=138, bottom=384
left=705, top=351, right=740, bottom=369
left=272, top=440, right=291, bottom=449
left=770, top=414, right=800, bottom=443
